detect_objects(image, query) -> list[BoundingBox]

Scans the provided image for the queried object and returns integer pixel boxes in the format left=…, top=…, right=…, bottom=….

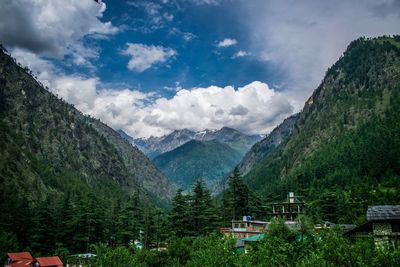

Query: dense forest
left=1, top=36, right=400, bottom=266
left=245, top=36, right=400, bottom=224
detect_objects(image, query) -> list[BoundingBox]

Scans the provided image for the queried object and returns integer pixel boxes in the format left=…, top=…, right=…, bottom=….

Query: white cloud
left=217, top=38, right=238, bottom=48
left=122, top=43, right=177, bottom=72
left=239, top=0, right=400, bottom=102
left=125, top=81, right=294, bottom=137
left=232, top=50, right=251, bottom=58
left=183, top=32, right=197, bottom=42
left=60, top=80, right=294, bottom=138
left=11, top=49, right=295, bottom=138
left=0, top=0, right=118, bottom=63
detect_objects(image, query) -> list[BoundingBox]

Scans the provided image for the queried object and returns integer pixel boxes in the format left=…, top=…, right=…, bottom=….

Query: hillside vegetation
left=0, top=48, right=174, bottom=253
left=244, top=36, right=400, bottom=224
left=153, top=140, right=243, bottom=190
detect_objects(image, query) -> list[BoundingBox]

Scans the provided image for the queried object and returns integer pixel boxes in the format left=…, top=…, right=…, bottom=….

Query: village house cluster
left=220, top=192, right=400, bottom=252
left=220, top=192, right=306, bottom=252
left=5, top=193, right=399, bottom=264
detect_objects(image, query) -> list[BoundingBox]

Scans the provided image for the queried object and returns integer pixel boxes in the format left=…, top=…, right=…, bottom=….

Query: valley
left=119, top=127, right=261, bottom=191
left=1, top=4, right=400, bottom=263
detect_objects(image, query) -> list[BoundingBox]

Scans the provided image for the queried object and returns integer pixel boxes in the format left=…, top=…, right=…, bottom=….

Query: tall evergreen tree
left=190, top=179, right=218, bottom=236
left=224, top=167, right=250, bottom=221
left=117, top=192, right=142, bottom=245
left=169, top=188, right=191, bottom=237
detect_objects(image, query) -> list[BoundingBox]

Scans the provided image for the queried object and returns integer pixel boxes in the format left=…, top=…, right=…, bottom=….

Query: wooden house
left=345, top=205, right=400, bottom=248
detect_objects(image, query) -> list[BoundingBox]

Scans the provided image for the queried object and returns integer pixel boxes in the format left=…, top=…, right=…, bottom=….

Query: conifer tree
left=225, top=167, right=249, bottom=220
left=117, top=192, right=142, bottom=245
left=190, top=179, right=218, bottom=236
left=169, top=188, right=191, bottom=237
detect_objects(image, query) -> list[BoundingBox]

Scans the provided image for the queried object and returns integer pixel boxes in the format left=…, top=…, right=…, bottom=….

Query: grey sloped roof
left=367, top=205, right=400, bottom=221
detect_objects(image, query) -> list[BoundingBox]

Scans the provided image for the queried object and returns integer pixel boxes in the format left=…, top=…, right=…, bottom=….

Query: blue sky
left=2, top=0, right=400, bottom=138
left=74, top=0, right=283, bottom=96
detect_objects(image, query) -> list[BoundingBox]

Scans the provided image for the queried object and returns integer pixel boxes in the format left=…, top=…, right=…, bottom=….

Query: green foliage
left=220, top=167, right=267, bottom=225
left=0, top=232, right=19, bottom=261
left=79, top=226, right=400, bottom=267
left=169, top=180, right=219, bottom=237
left=169, top=189, right=192, bottom=237
left=221, top=167, right=249, bottom=223
left=87, top=244, right=138, bottom=267
left=185, top=234, right=238, bottom=267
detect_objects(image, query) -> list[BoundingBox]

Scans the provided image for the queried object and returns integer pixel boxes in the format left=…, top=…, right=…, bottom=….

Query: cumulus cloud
left=0, top=0, right=117, bottom=60
left=232, top=50, right=251, bottom=58
left=230, top=105, right=249, bottom=116
left=11, top=50, right=294, bottom=138
left=122, top=43, right=177, bottom=72
left=67, top=80, right=294, bottom=138
left=239, top=0, right=400, bottom=102
left=217, top=38, right=237, bottom=48
left=94, top=81, right=294, bottom=138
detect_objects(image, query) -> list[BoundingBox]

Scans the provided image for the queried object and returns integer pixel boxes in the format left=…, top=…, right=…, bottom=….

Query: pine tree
left=189, top=179, right=218, bottom=236
left=117, top=192, right=142, bottom=245
left=225, top=167, right=250, bottom=220
left=169, top=188, right=191, bottom=237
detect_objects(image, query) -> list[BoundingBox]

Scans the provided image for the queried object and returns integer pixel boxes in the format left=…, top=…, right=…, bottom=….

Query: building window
left=392, top=222, right=400, bottom=232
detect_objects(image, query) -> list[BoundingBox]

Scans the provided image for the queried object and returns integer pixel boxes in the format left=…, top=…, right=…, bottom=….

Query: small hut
left=5, top=252, right=34, bottom=267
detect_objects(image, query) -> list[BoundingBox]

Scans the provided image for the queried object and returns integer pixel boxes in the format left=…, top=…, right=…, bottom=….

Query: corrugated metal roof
left=7, top=252, right=33, bottom=261
left=367, top=205, right=400, bottom=221
left=35, top=256, right=63, bottom=267
left=240, top=233, right=265, bottom=242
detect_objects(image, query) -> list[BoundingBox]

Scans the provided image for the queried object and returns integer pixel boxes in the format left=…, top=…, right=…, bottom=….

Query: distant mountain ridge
left=153, top=139, right=244, bottom=190
left=118, top=127, right=262, bottom=191
left=118, top=127, right=262, bottom=159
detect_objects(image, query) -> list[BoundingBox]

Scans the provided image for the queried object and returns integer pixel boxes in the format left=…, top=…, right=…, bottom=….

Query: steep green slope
left=0, top=49, right=174, bottom=251
left=237, top=114, right=299, bottom=176
left=245, top=36, right=400, bottom=224
left=88, top=121, right=176, bottom=202
left=153, top=140, right=243, bottom=190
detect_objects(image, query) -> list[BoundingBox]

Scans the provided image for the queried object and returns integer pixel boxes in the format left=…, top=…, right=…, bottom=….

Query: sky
left=1, top=0, right=400, bottom=138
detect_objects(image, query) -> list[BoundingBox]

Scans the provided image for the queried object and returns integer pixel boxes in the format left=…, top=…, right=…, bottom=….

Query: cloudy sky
left=1, top=0, right=399, bottom=138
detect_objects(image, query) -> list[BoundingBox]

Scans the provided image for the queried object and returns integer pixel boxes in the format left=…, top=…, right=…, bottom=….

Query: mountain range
left=119, top=127, right=262, bottom=160
left=118, top=127, right=262, bottom=191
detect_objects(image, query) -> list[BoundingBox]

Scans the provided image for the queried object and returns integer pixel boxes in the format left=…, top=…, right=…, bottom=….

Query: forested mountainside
left=0, top=48, right=175, bottom=252
left=153, top=140, right=243, bottom=190
left=244, top=36, right=400, bottom=224
left=126, top=127, right=261, bottom=159
left=89, top=122, right=175, bottom=202
left=237, top=114, right=299, bottom=176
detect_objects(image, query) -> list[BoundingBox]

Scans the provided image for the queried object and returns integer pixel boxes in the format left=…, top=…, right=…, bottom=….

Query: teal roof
left=240, top=233, right=265, bottom=242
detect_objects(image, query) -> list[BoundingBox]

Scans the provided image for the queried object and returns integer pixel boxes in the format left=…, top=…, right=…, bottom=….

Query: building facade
left=345, top=205, right=400, bottom=248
